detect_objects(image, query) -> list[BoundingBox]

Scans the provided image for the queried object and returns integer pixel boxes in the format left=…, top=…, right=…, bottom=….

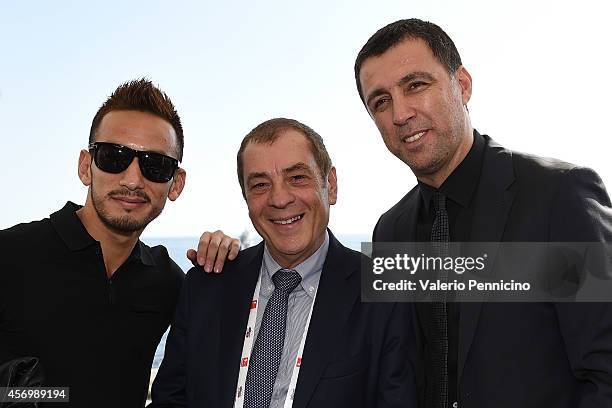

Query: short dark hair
left=237, top=118, right=332, bottom=198
left=89, top=78, right=184, bottom=161
left=354, top=18, right=463, bottom=104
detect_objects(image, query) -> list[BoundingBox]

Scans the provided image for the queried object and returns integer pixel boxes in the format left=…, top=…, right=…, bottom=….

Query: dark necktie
left=244, top=268, right=302, bottom=408
left=430, top=192, right=449, bottom=408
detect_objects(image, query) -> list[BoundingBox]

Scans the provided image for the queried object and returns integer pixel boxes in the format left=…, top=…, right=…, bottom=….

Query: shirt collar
left=262, top=230, right=329, bottom=298
left=50, top=201, right=96, bottom=251
left=49, top=201, right=155, bottom=266
left=133, top=241, right=156, bottom=266
left=419, top=130, right=485, bottom=212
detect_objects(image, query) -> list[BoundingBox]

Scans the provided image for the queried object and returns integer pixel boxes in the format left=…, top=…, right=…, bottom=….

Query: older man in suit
left=355, top=19, right=612, bottom=408
left=150, top=118, right=417, bottom=408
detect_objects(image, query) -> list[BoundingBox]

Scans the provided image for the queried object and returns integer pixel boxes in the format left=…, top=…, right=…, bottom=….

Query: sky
left=1, top=0, right=611, bottom=239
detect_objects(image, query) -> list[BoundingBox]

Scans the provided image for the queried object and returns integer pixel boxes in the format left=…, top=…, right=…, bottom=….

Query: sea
left=142, top=233, right=369, bottom=368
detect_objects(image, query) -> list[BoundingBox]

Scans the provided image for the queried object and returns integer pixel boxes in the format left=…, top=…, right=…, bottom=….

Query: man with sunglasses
left=0, top=79, right=239, bottom=408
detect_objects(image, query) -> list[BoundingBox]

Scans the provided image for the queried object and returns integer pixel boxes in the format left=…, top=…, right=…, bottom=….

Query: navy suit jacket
left=373, top=133, right=612, bottom=408
left=150, top=231, right=417, bottom=408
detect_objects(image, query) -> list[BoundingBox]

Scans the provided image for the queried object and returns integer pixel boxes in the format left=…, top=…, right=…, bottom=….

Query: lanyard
left=233, top=269, right=318, bottom=408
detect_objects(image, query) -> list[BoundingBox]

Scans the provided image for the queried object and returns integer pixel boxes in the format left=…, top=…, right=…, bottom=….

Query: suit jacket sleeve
left=148, top=272, right=192, bottom=408
left=549, top=167, right=612, bottom=406
left=377, top=303, right=418, bottom=408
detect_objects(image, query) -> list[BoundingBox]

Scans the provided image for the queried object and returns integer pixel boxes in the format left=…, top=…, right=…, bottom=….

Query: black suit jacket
left=373, top=134, right=612, bottom=408
left=150, top=231, right=417, bottom=408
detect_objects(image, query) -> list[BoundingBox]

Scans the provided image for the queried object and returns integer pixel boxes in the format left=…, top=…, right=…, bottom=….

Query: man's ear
left=455, top=65, right=472, bottom=105
left=168, top=168, right=186, bottom=201
left=327, top=166, right=337, bottom=205
left=78, top=150, right=92, bottom=186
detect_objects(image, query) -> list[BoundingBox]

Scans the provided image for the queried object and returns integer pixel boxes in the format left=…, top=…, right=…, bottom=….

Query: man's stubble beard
left=396, top=109, right=470, bottom=180
left=91, top=184, right=162, bottom=235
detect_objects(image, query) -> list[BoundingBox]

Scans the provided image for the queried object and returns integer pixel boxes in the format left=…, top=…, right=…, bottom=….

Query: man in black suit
left=354, top=19, right=612, bottom=407
left=150, top=118, right=417, bottom=408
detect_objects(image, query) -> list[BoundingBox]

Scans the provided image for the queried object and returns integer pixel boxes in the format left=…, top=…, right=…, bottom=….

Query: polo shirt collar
left=132, top=241, right=156, bottom=266
left=50, top=201, right=96, bottom=251
left=49, top=201, right=155, bottom=266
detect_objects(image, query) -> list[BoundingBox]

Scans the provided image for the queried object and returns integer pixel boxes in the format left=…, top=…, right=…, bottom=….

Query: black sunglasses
left=88, top=142, right=179, bottom=183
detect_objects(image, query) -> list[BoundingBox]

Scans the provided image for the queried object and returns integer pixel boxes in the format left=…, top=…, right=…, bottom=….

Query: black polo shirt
left=0, top=202, right=184, bottom=408
left=416, top=131, right=486, bottom=405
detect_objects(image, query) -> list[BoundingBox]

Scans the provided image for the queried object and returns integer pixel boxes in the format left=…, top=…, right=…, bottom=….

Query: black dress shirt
left=0, top=202, right=184, bottom=408
left=416, top=131, right=485, bottom=405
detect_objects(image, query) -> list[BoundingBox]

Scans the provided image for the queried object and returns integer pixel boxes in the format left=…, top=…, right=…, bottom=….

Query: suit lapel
left=219, top=243, right=264, bottom=406
left=292, top=231, right=359, bottom=408
left=458, top=136, right=516, bottom=382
